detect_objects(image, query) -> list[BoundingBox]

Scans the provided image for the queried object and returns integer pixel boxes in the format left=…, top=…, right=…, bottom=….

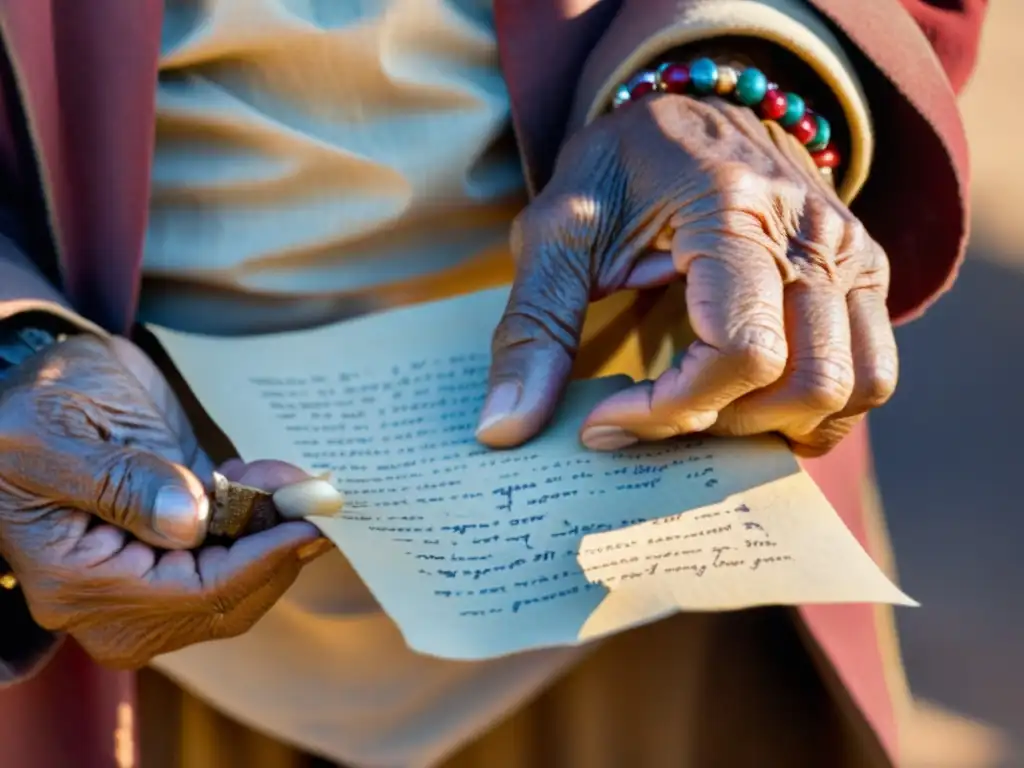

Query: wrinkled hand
left=476, top=94, right=897, bottom=457
left=0, top=335, right=326, bottom=668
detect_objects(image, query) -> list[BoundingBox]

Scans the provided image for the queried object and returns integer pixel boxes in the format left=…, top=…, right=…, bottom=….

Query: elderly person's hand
left=0, top=335, right=333, bottom=669
left=476, top=90, right=896, bottom=457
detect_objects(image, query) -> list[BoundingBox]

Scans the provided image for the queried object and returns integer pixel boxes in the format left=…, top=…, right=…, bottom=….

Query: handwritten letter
left=150, top=289, right=914, bottom=660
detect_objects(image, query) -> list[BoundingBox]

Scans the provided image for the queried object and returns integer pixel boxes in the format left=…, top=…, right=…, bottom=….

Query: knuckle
left=713, top=163, right=773, bottom=205
left=719, top=206, right=784, bottom=251
left=493, top=272, right=587, bottom=359
left=491, top=307, right=576, bottom=359
left=841, top=221, right=889, bottom=271
left=92, top=449, right=139, bottom=525
left=856, top=364, right=899, bottom=409
left=853, top=240, right=892, bottom=292
left=789, top=360, right=855, bottom=412
left=667, top=409, right=719, bottom=435
left=817, top=208, right=849, bottom=247
left=491, top=311, right=535, bottom=351
left=843, top=220, right=871, bottom=253
left=723, top=327, right=787, bottom=385
left=790, top=201, right=848, bottom=272
left=736, top=345, right=787, bottom=385
left=32, top=390, right=113, bottom=441
left=867, top=237, right=891, bottom=271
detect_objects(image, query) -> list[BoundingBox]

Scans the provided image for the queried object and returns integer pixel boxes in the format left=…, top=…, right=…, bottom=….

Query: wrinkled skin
left=0, top=92, right=897, bottom=669
left=0, top=336, right=324, bottom=669
left=476, top=95, right=898, bottom=457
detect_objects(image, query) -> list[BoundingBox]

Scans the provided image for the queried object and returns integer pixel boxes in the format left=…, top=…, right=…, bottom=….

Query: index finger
left=475, top=204, right=593, bottom=448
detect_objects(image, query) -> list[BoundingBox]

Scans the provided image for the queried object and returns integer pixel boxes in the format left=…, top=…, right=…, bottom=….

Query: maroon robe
left=0, top=1, right=987, bottom=765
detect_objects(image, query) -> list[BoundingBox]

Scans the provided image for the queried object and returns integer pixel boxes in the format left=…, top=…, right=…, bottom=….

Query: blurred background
left=876, top=2, right=1024, bottom=765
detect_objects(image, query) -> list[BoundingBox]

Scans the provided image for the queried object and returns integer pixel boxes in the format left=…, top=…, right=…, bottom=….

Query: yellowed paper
left=577, top=472, right=913, bottom=640
left=149, top=288, right=913, bottom=661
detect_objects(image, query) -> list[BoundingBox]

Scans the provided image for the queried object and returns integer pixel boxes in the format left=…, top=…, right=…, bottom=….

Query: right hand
left=0, top=334, right=325, bottom=669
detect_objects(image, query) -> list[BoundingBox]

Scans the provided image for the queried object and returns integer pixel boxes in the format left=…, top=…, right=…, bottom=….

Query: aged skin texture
left=0, top=335, right=337, bottom=669
left=477, top=96, right=897, bottom=457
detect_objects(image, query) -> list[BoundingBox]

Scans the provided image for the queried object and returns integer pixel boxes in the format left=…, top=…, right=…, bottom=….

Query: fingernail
left=298, top=537, right=335, bottom=565
left=476, top=381, right=522, bottom=435
left=153, top=485, right=205, bottom=546
left=273, top=479, right=345, bottom=520
left=581, top=426, right=639, bottom=451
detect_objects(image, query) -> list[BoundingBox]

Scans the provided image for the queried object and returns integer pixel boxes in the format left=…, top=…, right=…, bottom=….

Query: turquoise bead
left=780, top=93, right=805, bottom=127
left=808, top=114, right=831, bottom=151
left=689, top=58, right=718, bottom=93
left=735, top=68, right=768, bottom=106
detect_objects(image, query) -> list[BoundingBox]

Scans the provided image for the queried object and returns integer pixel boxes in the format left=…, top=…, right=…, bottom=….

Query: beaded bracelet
left=612, top=57, right=840, bottom=183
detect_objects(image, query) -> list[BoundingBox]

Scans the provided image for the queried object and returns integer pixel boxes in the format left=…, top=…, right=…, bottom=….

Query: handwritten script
left=150, top=288, right=914, bottom=660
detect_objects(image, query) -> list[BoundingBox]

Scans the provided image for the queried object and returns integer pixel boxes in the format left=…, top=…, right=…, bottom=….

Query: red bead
left=629, top=80, right=657, bottom=100
left=790, top=113, right=818, bottom=144
left=811, top=144, right=841, bottom=169
left=659, top=63, right=690, bottom=93
left=759, top=89, right=788, bottom=120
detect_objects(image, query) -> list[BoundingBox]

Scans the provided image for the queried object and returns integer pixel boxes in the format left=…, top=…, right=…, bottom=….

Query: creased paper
left=150, top=288, right=914, bottom=661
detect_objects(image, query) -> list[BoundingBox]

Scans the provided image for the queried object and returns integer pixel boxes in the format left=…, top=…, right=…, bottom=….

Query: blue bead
left=612, top=84, right=631, bottom=108
left=780, top=93, right=805, bottom=127
left=808, top=115, right=831, bottom=151
left=689, top=58, right=718, bottom=93
left=735, top=68, right=768, bottom=106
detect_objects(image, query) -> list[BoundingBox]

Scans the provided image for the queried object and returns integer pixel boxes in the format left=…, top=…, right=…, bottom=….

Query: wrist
left=611, top=51, right=842, bottom=188
left=0, top=317, right=77, bottom=590
left=578, top=0, right=875, bottom=206
left=667, top=38, right=848, bottom=166
left=663, top=38, right=839, bottom=111
left=0, top=312, right=81, bottom=383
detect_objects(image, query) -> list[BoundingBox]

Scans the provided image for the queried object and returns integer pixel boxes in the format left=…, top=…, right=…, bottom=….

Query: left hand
left=0, top=335, right=334, bottom=668
left=475, top=93, right=897, bottom=457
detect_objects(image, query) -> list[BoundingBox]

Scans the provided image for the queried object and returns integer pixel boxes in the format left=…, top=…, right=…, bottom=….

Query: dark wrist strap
left=0, top=316, right=68, bottom=380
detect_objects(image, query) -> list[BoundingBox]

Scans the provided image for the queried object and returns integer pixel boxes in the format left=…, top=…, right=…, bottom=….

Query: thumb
left=476, top=203, right=592, bottom=448
left=79, top=444, right=209, bottom=550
